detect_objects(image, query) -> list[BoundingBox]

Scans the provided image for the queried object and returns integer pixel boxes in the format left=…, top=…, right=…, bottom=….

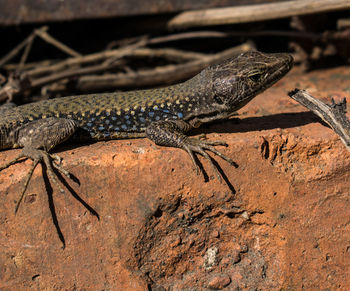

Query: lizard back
left=0, top=78, right=205, bottom=147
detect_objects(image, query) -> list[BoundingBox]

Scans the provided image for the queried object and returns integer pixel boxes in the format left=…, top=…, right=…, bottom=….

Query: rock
left=208, top=274, right=231, bottom=289
left=1, top=66, right=350, bottom=289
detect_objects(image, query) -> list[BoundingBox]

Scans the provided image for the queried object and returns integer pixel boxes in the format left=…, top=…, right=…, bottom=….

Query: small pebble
left=211, top=230, right=220, bottom=238
left=208, top=274, right=231, bottom=289
left=170, top=236, right=181, bottom=248
left=232, top=249, right=241, bottom=264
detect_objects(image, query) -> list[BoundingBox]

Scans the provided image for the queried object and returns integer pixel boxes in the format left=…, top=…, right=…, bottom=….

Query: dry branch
left=0, top=25, right=81, bottom=73
left=0, top=26, right=48, bottom=68
left=168, top=0, right=350, bottom=29
left=26, top=48, right=207, bottom=78
left=288, top=89, right=350, bottom=151
left=34, top=28, right=81, bottom=57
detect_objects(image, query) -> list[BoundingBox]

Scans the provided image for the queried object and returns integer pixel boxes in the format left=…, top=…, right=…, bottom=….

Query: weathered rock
left=0, top=66, right=350, bottom=290
left=208, top=274, right=231, bottom=289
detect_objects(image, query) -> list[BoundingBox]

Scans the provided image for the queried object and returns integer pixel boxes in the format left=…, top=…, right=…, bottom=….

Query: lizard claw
left=50, top=153, right=62, bottom=164
left=182, top=137, right=236, bottom=182
left=0, top=147, right=74, bottom=213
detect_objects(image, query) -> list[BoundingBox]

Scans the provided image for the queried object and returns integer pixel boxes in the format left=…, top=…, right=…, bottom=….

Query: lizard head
left=208, top=51, right=293, bottom=112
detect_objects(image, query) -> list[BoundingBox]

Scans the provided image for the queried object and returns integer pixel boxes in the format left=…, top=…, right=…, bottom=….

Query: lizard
left=0, top=51, right=293, bottom=212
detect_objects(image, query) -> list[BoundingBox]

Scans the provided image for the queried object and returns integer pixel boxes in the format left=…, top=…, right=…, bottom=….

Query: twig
left=288, top=88, right=350, bottom=151
left=34, top=28, right=82, bottom=57
left=4, top=60, right=53, bottom=71
left=0, top=26, right=48, bottom=68
left=117, top=47, right=206, bottom=61
left=0, top=61, right=125, bottom=102
left=25, top=48, right=132, bottom=78
left=108, top=31, right=229, bottom=49
left=0, top=25, right=81, bottom=72
left=168, top=0, right=350, bottom=29
left=4, top=60, right=55, bottom=71
left=147, top=31, right=229, bottom=43
left=27, top=48, right=207, bottom=78
left=337, top=18, right=350, bottom=30
left=0, top=74, right=6, bottom=85
left=76, top=43, right=253, bottom=91
left=5, top=31, right=231, bottom=78
left=19, top=33, right=35, bottom=70
left=30, top=60, right=125, bottom=89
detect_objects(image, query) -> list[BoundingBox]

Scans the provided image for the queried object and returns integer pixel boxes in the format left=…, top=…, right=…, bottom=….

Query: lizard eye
left=249, top=73, right=262, bottom=82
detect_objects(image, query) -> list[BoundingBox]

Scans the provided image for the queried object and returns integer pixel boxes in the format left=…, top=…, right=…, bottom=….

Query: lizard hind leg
left=1, top=117, right=78, bottom=213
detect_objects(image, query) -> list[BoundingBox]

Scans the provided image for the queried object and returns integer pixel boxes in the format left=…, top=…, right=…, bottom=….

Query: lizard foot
left=0, top=147, right=72, bottom=213
left=182, top=137, right=237, bottom=182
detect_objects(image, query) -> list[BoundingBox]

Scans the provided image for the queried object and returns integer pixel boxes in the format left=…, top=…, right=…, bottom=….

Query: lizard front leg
left=146, top=120, right=236, bottom=181
left=0, top=117, right=78, bottom=212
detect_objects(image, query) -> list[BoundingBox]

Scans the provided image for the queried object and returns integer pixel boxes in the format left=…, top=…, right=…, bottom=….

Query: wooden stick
left=34, top=28, right=82, bottom=57
left=168, top=0, right=350, bottom=29
left=26, top=48, right=207, bottom=78
left=288, top=89, right=350, bottom=151
left=0, top=26, right=48, bottom=68
left=18, top=34, right=35, bottom=70
left=30, top=60, right=125, bottom=89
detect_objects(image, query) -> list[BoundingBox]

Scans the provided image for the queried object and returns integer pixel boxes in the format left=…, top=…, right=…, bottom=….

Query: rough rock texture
left=1, top=66, right=350, bottom=290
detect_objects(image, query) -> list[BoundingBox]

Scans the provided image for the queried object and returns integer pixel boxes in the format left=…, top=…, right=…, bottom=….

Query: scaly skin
left=0, top=51, right=293, bottom=213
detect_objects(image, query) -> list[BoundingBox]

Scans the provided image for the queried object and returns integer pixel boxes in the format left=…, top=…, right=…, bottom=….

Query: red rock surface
left=1, top=65, right=350, bottom=290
